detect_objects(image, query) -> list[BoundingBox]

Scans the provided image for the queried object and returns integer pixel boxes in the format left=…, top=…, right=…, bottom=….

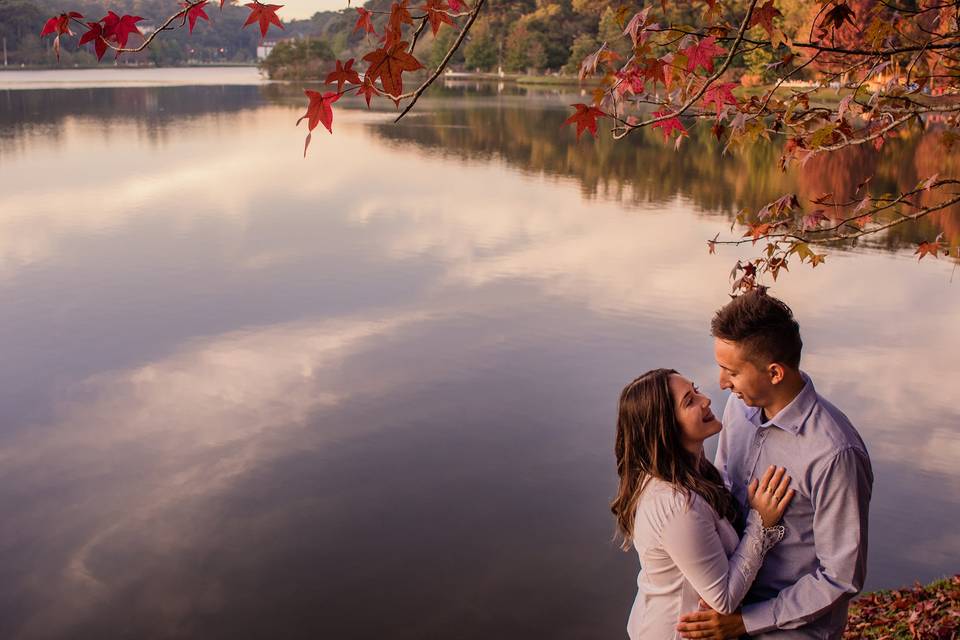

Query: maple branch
left=811, top=180, right=960, bottom=235
left=69, top=0, right=207, bottom=56
left=391, top=0, right=486, bottom=124
left=642, top=26, right=768, bottom=47
left=612, top=0, right=760, bottom=141
left=748, top=51, right=823, bottom=123
left=408, top=15, right=429, bottom=55
left=874, top=0, right=957, bottom=14
left=818, top=111, right=915, bottom=151
left=714, top=191, right=960, bottom=248
left=791, top=39, right=960, bottom=57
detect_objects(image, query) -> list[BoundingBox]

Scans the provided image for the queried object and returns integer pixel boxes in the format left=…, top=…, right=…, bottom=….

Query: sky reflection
left=0, top=75, right=957, bottom=639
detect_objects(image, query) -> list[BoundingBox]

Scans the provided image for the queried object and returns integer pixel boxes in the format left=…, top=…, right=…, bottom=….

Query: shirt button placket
left=749, top=428, right=766, bottom=479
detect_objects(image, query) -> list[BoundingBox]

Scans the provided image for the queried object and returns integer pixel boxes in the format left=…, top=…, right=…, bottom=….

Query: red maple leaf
left=182, top=1, right=210, bottom=34
left=801, top=210, right=828, bottom=230
left=101, top=12, right=144, bottom=50
left=448, top=0, right=468, bottom=10
left=822, top=2, right=856, bottom=31
left=681, top=36, right=726, bottom=73
left=40, top=12, right=81, bottom=37
left=749, top=0, right=782, bottom=38
left=243, top=2, right=284, bottom=39
left=382, top=0, right=413, bottom=47
left=563, top=103, right=605, bottom=140
left=297, top=90, right=340, bottom=157
left=40, top=12, right=82, bottom=61
left=362, top=41, right=423, bottom=100
left=640, top=57, right=668, bottom=89
left=388, top=0, right=413, bottom=32
left=702, top=81, right=738, bottom=118
left=614, top=68, right=645, bottom=96
left=78, top=21, right=108, bottom=60
left=353, top=7, right=375, bottom=35
left=356, top=76, right=380, bottom=107
left=419, top=0, right=455, bottom=36
left=651, top=110, right=687, bottom=140
left=325, top=58, right=361, bottom=92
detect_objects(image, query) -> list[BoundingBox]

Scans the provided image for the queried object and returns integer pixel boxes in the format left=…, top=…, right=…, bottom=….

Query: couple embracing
left=613, top=291, right=873, bottom=639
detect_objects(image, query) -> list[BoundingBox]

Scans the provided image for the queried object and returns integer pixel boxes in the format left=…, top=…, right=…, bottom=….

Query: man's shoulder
left=805, top=390, right=869, bottom=457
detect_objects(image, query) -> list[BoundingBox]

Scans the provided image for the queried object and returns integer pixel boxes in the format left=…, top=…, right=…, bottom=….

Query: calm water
left=1, top=67, right=958, bottom=640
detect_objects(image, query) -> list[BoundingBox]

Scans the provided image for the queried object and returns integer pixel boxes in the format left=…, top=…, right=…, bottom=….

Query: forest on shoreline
left=4, top=0, right=843, bottom=83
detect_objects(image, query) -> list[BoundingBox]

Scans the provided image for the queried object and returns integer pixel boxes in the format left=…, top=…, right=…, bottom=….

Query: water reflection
left=367, top=84, right=960, bottom=252
left=0, top=72, right=957, bottom=639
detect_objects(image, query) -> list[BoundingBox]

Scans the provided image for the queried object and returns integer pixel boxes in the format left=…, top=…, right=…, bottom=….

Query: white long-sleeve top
left=627, top=477, right=781, bottom=640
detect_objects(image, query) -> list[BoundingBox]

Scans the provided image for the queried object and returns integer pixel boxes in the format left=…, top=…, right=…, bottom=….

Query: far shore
left=0, top=62, right=257, bottom=72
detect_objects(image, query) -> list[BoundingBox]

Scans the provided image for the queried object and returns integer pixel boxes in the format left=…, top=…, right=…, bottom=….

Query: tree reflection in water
left=359, top=81, right=960, bottom=255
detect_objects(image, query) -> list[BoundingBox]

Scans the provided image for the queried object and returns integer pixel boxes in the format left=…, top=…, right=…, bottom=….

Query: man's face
left=714, top=338, right=774, bottom=408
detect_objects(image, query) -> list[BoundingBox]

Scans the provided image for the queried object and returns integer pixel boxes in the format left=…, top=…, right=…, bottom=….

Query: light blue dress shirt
left=715, top=372, right=873, bottom=639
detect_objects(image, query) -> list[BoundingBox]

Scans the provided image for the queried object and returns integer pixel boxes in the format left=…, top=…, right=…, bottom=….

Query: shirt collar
left=746, top=371, right=817, bottom=434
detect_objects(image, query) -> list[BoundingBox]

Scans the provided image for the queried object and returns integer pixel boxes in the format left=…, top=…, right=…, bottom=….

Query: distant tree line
left=4, top=0, right=821, bottom=76
left=0, top=0, right=262, bottom=65
left=262, top=0, right=835, bottom=80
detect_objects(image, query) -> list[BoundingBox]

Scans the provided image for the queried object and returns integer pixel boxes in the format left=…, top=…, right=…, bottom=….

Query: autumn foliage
left=37, top=0, right=960, bottom=291
left=843, top=575, right=959, bottom=639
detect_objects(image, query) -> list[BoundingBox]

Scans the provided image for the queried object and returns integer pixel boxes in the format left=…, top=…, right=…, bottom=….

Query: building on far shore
left=257, top=40, right=279, bottom=61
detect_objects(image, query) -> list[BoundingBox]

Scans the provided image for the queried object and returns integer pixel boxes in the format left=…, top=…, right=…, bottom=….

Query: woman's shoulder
left=636, top=478, right=716, bottom=525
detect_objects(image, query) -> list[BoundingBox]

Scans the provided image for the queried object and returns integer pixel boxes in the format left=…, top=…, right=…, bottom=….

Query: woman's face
left=668, top=374, right=721, bottom=454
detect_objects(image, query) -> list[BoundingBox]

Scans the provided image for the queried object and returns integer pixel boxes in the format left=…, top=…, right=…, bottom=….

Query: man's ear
left=768, top=363, right=785, bottom=385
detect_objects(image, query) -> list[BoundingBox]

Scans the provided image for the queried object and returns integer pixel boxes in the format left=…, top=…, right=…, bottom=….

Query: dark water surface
left=1, top=68, right=958, bottom=640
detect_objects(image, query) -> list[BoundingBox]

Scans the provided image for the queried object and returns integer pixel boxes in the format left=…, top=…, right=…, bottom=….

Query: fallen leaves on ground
left=843, top=575, right=959, bottom=640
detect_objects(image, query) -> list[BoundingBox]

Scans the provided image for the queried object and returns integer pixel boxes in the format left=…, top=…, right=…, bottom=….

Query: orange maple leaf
left=297, top=90, right=339, bottom=157
left=743, top=222, right=772, bottom=243
left=915, top=235, right=944, bottom=260
left=363, top=41, right=423, bottom=100
left=749, top=0, right=782, bottom=38
left=563, top=103, right=606, bottom=140
left=242, top=1, right=283, bottom=38
left=325, top=58, right=361, bottom=92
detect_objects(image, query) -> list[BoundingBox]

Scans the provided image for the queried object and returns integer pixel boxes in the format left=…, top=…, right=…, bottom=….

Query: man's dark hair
left=711, top=290, right=802, bottom=369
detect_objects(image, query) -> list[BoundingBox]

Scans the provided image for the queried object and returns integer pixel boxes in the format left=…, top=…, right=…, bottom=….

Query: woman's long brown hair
left=611, top=368, right=741, bottom=549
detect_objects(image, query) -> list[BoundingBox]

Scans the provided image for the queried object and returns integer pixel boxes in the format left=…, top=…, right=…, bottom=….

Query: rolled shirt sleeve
left=742, top=446, right=873, bottom=634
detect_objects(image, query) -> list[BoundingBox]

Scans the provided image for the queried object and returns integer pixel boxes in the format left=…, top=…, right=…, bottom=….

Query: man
left=677, top=290, right=873, bottom=639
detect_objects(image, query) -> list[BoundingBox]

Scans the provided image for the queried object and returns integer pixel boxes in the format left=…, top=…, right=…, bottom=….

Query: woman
left=612, top=368, right=794, bottom=639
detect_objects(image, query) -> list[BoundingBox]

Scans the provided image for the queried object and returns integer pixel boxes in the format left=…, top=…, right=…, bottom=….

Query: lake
left=1, top=67, right=958, bottom=639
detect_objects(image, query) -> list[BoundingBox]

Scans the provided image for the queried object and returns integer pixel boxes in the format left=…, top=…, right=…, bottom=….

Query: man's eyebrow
left=717, top=363, right=734, bottom=372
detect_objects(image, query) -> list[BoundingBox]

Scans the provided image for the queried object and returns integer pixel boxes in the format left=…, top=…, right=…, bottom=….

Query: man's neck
left=761, top=372, right=806, bottom=421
